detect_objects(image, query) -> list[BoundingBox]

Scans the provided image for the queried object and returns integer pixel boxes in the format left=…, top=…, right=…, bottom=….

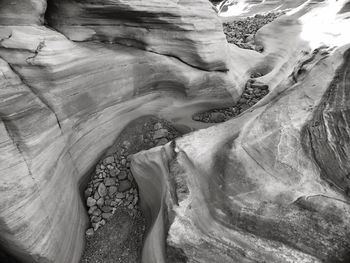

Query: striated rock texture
left=131, top=47, right=350, bottom=263
left=45, top=0, right=230, bottom=71
left=0, top=0, right=350, bottom=263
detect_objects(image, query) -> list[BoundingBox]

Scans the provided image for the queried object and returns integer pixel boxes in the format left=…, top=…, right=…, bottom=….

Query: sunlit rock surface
left=0, top=0, right=350, bottom=262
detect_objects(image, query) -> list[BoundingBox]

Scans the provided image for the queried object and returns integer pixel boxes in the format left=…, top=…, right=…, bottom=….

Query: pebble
left=93, top=191, right=100, bottom=200
left=110, top=168, right=120, bottom=177
left=92, top=209, right=102, bottom=216
left=87, top=197, right=96, bottom=207
left=86, top=228, right=94, bottom=237
left=154, top=122, right=163, bottom=130
left=118, top=180, right=132, bottom=192
left=91, top=216, right=102, bottom=223
left=104, top=156, right=114, bottom=164
left=156, top=138, right=168, bottom=146
left=101, top=206, right=112, bottom=213
left=116, top=193, right=125, bottom=199
left=98, top=183, right=107, bottom=197
left=118, top=171, right=127, bottom=180
left=153, top=128, right=169, bottom=139
left=104, top=178, right=116, bottom=186
left=210, top=112, right=226, bottom=123
left=102, top=213, right=113, bottom=220
left=96, top=197, right=104, bottom=207
left=88, top=206, right=97, bottom=215
left=108, top=186, right=118, bottom=197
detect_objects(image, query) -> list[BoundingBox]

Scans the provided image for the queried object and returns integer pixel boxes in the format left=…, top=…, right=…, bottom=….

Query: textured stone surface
left=131, top=46, right=350, bottom=263
left=0, top=0, right=349, bottom=263
left=45, top=0, right=230, bottom=71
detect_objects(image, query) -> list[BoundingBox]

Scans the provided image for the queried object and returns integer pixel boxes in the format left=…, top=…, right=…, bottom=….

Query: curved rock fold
left=0, top=0, right=350, bottom=262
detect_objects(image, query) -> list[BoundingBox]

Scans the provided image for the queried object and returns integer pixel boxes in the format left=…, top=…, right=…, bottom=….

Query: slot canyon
left=0, top=0, right=350, bottom=262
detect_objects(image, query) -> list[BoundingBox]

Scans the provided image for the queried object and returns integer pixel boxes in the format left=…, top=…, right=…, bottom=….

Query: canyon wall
left=0, top=0, right=350, bottom=262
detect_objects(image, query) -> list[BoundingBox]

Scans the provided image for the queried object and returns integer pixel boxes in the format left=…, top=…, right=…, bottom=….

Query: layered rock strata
left=131, top=45, right=350, bottom=263
left=0, top=0, right=349, bottom=262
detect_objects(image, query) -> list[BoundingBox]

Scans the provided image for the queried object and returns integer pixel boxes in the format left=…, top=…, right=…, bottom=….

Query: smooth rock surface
left=45, top=0, right=230, bottom=71
left=0, top=0, right=349, bottom=263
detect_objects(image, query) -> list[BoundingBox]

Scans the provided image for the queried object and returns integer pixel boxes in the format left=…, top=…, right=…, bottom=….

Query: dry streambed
left=80, top=116, right=181, bottom=263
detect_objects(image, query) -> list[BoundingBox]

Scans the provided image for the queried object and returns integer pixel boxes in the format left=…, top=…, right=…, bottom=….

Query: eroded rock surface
left=0, top=0, right=350, bottom=263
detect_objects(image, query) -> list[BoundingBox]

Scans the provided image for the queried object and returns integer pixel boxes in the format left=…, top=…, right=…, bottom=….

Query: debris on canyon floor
left=80, top=116, right=181, bottom=263
left=193, top=79, right=269, bottom=123
left=223, top=12, right=284, bottom=51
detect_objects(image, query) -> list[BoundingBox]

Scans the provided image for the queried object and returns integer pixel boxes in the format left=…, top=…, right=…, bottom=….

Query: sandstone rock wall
left=45, top=0, right=230, bottom=71
left=0, top=0, right=349, bottom=262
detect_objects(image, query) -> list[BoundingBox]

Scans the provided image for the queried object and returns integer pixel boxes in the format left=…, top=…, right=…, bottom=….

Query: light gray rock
left=86, top=197, right=96, bottom=207
left=154, top=122, right=163, bottom=130
left=97, top=183, right=107, bottom=197
left=117, top=171, right=127, bottom=180
left=156, top=138, right=168, bottom=146
left=104, top=156, right=114, bottom=164
left=85, top=228, right=94, bottom=237
left=110, top=168, right=120, bottom=177
left=104, top=178, right=116, bottom=187
left=101, top=213, right=113, bottom=220
left=96, top=197, right=104, bottom=207
left=153, top=129, right=169, bottom=139
left=108, top=186, right=118, bottom=197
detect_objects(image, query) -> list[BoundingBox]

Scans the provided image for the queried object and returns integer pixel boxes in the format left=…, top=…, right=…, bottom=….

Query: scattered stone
left=91, top=216, right=102, bottom=223
left=153, top=128, right=169, bottom=139
left=84, top=116, right=182, bottom=234
left=92, top=209, right=102, bottom=217
left=93, top=191, right=100, bottom=200
left=102, top=213, right=113, bottom=220
left=210, top=112, right=226, bottom=123
left=97, top=197, right=104, bottom=207
left=193, top=79, right=269, bottom=123
left=118, top=171, right=127, bottom=180
left=108, top=186, right=118, bottom=197
left=118, top=180, right=132, bottom=192
left=156, top=138, right=168, bottom=146
left=88, top=206, right=97, bottom=215
left=104, top=178, right=116, bottom=187
left=101, top=206, right=112, bottom=213
left=87, top=197, right=96, bottom=207
left=110, top=168, right=120, bottom=177
left=98, top=183, right=107, bottom=197
left=116, top=193, right=125, bottom=199
left=85, top=228, right=94, bottom=237
left=104, top=156, right=114, bottom=164
left=154, top=122, right=163, bottom=130
left=223, top=12, right=284, bottom=52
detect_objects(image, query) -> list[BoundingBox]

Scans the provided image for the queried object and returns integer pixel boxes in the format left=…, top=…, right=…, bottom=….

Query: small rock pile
left=193, top=79, right=269, bottom=123
left=84, top=155, right=137, bottom=235
left=83, top=118, right=181, bottom=237
left=223, top=12, right=283, bottom=51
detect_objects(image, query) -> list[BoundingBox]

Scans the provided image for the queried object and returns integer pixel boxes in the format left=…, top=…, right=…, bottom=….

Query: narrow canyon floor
left=81, top=12, right=280, bottom=262
left=80, top=116, right=182, bottom=263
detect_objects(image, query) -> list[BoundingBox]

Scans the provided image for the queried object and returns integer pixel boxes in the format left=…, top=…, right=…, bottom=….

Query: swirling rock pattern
left=0, top=0, right=349, bottom=262
left=45, top=0, right=230, bottom=71
left=131, top=46, right=350, bottom=263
